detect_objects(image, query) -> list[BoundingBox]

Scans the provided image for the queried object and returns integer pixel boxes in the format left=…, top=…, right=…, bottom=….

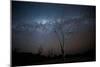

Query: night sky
left=12, top=1, right=95, bottom=56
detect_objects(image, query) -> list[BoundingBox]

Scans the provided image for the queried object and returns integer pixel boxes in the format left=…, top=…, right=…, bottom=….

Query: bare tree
left=53, top=18, right=65, bottom=58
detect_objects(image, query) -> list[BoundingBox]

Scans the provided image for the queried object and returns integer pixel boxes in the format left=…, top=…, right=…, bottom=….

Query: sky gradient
left=12, top=1, right=96, bottom=56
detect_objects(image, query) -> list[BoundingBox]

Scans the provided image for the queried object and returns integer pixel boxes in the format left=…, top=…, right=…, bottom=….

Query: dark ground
left=12, top=49, right=95, bottom=66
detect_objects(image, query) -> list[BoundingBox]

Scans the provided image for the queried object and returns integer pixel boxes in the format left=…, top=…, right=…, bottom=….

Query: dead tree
left=53, top=18, right=65, bottom=58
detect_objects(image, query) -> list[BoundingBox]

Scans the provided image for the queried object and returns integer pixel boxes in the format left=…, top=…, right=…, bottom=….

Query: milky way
left=12, top=1, right=95, bottom=55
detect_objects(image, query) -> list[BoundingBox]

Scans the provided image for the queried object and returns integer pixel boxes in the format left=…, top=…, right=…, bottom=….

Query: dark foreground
left=12, top=50, right=95, bottom=66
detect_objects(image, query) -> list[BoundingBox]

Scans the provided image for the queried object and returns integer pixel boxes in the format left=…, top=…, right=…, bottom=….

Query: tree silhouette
left=53, top=18, right=66, bottom=58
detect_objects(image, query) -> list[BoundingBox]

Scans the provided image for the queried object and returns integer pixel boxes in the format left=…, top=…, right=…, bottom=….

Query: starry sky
left=12, top=1, right=96, bottom=56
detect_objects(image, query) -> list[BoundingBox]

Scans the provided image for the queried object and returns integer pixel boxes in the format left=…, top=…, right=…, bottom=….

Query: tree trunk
left=54, top=30, right=65, bottom=59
